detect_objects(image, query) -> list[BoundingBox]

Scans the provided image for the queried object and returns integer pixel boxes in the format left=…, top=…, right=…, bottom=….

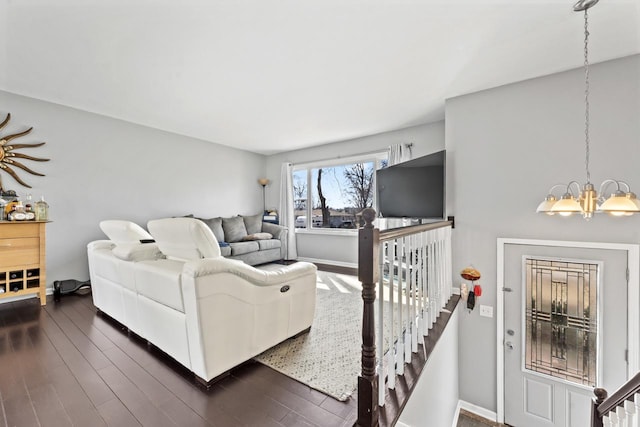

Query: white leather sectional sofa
left=87, top=218, right=317, bottom=386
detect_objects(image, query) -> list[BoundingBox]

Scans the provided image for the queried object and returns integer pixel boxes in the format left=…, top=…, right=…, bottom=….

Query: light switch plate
left=479, top=305, right=493, bottom=318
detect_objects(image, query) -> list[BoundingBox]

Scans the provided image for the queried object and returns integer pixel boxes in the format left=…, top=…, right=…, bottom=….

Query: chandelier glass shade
left=537, top=0, right=639, bottom=219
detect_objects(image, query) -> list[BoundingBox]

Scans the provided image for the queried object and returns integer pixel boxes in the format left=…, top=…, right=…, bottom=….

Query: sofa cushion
left=200, top=217, right=225, bottom=242
left=242, top=232, right=273, bottom=241
left=219, top=245, right=232, bottom=257
left=147, top=217, right=221, bottom=261
left=135, top=259, right=185, bottom=312
left=242, top=213, right=263, bottom=235
left=112, top=243, right=163, bottom=262
left=257, top=239, right=281, bottom=251
left=222, top=216, right=248, bottom=242
left=100, top=220, right=153, bottom=244
left=229, top=241, right=259, bottom=256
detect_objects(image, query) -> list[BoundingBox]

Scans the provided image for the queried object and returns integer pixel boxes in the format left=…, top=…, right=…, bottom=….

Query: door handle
left=505, top=341, right=514, bottom=350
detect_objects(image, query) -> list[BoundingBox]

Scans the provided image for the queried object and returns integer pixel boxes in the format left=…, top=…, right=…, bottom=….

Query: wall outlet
left=479, top=305, right=493, bottom=318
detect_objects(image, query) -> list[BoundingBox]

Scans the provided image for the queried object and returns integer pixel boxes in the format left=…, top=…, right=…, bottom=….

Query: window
left=293, top=154, right=387, bottom=230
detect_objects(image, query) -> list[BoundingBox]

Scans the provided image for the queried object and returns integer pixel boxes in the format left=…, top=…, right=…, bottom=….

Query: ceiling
left=1, top=0, right=638, bottom=155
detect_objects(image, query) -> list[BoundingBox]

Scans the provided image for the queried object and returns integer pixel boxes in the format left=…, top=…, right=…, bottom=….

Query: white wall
left=265, top=121, right=445, bottom=265
left=398, top=307, right=460, bottom=427
left=447, top=54, right=640, bottom=413
left=0, top=1, right=5, bottom=89
left=0, top=91, right=266, bottom=290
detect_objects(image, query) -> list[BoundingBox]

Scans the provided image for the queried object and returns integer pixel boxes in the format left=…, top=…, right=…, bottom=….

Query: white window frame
left=292, top=152, right=387, bottom=234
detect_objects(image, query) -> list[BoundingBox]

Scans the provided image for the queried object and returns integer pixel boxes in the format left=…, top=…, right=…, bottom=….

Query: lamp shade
left=536, top=195, right=557, bottom=215
left=599, top=191, right=640, bottom=216
left=550, top=194, right=582, bottom=216
left=258, top=178, right=270, bottom=186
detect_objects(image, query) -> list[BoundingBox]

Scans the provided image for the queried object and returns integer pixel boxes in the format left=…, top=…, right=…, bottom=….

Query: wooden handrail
left=591, top=371, right=640, bottom=426
left=378, top=219, right=453, bottom=242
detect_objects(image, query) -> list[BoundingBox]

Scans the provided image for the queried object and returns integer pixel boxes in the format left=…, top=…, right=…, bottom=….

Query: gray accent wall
left=0, top=91, right=266, bottom=291
left=447, top=54, right=640, bottom=412
left=265, top=121, right=445, bottom=266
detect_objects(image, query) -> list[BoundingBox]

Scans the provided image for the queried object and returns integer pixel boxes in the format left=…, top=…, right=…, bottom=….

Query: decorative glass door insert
left=524, top=258, right=599, bottom=387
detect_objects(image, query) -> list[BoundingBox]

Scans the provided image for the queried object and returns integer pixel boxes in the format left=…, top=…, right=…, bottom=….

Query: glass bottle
left=35, top=196, right=49, bottom=221
left=24, top=193, right=35, bottom=220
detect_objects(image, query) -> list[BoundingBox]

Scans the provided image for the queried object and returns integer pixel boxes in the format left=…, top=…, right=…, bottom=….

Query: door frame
left=496, top=238, right=640, bottom=424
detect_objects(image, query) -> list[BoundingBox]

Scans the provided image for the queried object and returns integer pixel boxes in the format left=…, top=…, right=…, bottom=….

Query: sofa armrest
left=262, top=222, right=288, bottom=259
left=261, top=222, right=285, bottom=238
left=87, top=240, right=116, bottom=251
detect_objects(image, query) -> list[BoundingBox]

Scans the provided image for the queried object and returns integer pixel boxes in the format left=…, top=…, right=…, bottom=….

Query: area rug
left=253, top=270, right=363, bottom=401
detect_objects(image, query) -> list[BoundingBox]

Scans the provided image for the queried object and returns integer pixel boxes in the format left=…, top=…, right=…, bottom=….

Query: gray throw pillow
left=222, top=216, right=248, bottom=242
left=243, top=213, right=263, bottom=235
left=200, top=217, right=225, bottom=242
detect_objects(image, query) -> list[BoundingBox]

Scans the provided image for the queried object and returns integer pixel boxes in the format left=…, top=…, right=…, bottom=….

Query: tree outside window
left=293, top=156, right=385, bottom=230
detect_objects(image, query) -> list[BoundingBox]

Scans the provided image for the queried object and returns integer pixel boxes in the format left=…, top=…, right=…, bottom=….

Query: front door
left=504, top=243, right=628, bottom=426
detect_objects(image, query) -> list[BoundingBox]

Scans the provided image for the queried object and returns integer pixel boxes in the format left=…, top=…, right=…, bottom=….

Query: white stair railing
left=375, top=224, right=453, bottom=407
left=592, top=373, right=640, bottom=427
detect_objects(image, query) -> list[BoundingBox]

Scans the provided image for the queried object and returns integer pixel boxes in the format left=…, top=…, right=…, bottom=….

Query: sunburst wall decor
left=0, top=113, right=49, bottom=189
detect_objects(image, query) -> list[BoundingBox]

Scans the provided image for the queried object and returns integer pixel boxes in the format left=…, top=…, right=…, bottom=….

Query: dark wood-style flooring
left=0, top=292, right=356, bottom=427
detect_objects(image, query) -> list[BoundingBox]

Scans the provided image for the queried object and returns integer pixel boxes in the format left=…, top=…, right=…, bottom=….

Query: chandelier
left=536, top=0, right=640, bottom=219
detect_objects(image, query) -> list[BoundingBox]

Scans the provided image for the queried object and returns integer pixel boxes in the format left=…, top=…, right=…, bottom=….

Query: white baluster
left=387, top=350, right=395, bottom=390
left=386, top=240, right=396, bottom=390
left=410, top=234, right=418, bottom=354
left=626, top=398, right=637, bottom=427
left=416, top=232, right=425, bottom=346
left=618, top=404, right=627, bottom=427
left=634, top=393, right=640, bottom=427
left=404, top=236, right=412, bottom=363
left=396, top=237, right=404, bottom=376
left=610, top=410, right=620, bottom=427
left=421, top=231, right=430, bottom=336
left=377, top=243, right=385, bottom=407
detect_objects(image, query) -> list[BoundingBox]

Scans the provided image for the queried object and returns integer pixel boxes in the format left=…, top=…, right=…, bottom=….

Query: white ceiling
left=1, top=0, right=638, bottom=155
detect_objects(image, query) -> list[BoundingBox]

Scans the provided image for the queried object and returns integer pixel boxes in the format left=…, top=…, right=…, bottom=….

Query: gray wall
left=0, top=91, right=266, bottom=291
left=265, top=121, right=445, bottom=266
left=398, top=307, right=459, bottom=427
left=447, top=54, right=640, bottom=412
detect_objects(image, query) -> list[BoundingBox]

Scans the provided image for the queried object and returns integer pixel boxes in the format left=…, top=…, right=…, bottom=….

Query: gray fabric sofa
left=195, top=213, right=288, bottom=266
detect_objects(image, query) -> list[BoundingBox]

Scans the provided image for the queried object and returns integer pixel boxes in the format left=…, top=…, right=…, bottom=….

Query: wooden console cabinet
left=0, top=221, right=47, bottom=306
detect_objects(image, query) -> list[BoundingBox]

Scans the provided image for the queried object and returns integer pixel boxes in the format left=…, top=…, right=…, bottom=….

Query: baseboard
left=458, top=400, right=497, bottom=423
left=451, top=400, right=462, bottom=427
left=296, top=257, right=358, bottom=269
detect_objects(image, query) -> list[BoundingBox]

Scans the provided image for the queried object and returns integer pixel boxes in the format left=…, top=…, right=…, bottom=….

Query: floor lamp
left=258, top=178, right=269, bottom=214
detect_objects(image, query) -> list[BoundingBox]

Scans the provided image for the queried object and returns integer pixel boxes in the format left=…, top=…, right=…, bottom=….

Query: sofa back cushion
left=147, top=218, right=221, bottom=261
left=222, top=216, right=248, bottom=242
left=242, top=213, right=263, bottom=235
left=99, top=220, right=153, bottom=244
left=199, top=217, right=225, bottom=242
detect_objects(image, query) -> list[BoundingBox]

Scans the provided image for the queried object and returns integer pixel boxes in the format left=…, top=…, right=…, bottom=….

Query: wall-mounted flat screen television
left=376, top=150, right=445, bottom=219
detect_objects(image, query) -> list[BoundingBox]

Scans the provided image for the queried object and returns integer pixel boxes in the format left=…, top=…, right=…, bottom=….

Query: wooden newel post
left=357, top=208, right=379, bottom=427
left=590, top=387, right=607, bottom=427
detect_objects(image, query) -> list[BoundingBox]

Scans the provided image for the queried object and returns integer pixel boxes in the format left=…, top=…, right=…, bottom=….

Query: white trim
left=451, top=400, right=462, bottom=427
left=395, top=422, right=411, bottom=427
left=291, top=150, right=387, bottom=170
left=296, top=256, right=358, bottom=270
left=295, top=228, right=358, bottom=237
left=458, top=399, right=498, bottom=422
left=496, top=238, right=640, bottom=424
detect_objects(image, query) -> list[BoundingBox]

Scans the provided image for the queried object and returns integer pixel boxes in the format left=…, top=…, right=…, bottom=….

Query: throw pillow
left=243, top=213, right=263, bottom=235
left=222, top=216, right=248, bottom=242
left=200, top=217, right=225, bottom=242
left=242, top=232, right=273, bottom=241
